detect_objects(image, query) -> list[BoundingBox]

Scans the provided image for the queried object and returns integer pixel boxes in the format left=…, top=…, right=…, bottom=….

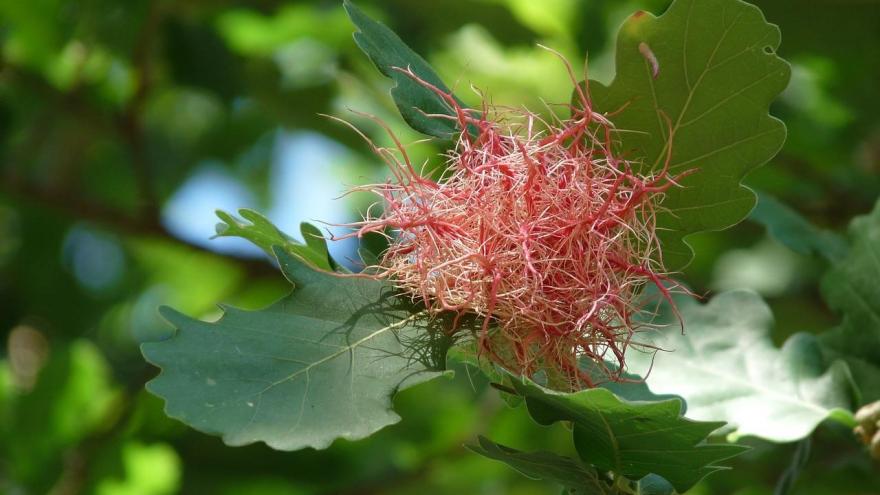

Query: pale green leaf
left=503, top=372, right=746, bottom=493
left=588, top=0, right=791, bottom=269
left=214, top=208, right=334, bottom=270
left=142, top=247, right=449, bottom=451
left=628, top=290, right=855, bottom=442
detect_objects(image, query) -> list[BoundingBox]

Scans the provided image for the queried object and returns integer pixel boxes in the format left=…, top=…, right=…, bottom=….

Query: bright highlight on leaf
left=214, top=208, right=335, bottom=270
left=628, top=290, right=856, bottom=442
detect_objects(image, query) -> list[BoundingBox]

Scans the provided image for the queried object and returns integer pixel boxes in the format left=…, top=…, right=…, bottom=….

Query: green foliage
left=1, top=340, right=119, bottom=493
left=92, top=441, right=182, bottom=495
left=142, top=248, right=449, bottom=450
left=587, top=0, right=791, bottom=269
left=749, top=191, right=847, bottom=262
left=468, top=437, right=613, bottom=495
left=820, top=199, right=880, bottom=403
left=500, top=373, right=747, bottom=493
left=214, top=209, right=334, bottom=270
left=344, top=0, right=465, bottom=139
left=629, top=290, right=855, bottom=443
left=2, top=0, right=879, bottom=493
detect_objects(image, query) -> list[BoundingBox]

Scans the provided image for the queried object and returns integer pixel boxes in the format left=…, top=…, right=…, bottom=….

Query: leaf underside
left=142, top=248, right=448, bottom=451
left=587, top=0, right=791, bottom=269
left=628, top=290, right=855, bottom=443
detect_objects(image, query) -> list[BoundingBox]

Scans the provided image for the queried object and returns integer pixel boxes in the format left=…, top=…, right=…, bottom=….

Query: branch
left=0, top=178, right=279, bottom=279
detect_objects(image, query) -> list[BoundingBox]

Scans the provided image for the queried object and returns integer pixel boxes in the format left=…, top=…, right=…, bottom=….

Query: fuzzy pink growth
left=339, top=67, right=691, bottom=389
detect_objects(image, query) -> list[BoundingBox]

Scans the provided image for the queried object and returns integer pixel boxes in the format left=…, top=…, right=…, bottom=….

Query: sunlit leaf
left=628, top=290, right=856, bottom=442
left=214, top=208, right=335, bottom=270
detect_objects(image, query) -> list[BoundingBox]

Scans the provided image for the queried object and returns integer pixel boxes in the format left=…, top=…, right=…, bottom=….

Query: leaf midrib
left=257, top=311, right=427, bottom=394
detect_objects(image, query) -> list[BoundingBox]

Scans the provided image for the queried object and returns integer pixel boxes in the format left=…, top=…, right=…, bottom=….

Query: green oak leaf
left=820, top=200, right=880, bottom=403
left=344, top=0, right=464, bottom=139
left=467, top=436, right=614, bottom=495
left=141, top=247, right=449, bottom=451
left=628, top=290, right=856, bottom=442
left=587, top=0, right=791, bottom=269
left=214, top=208, right=335, bottom=270
left=503, top=372, right=747, bottom=493
left=749, top=191, right=847, bottom=262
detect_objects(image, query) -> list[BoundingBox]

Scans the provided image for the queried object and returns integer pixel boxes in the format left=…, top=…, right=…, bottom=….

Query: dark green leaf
left=503, top=372, right=746, bottom=493
left=344, top=0, right=464, bottom=139
left=214, top=208, right=335, bottom=270
left=749, top=190, right=847, bottom=262
left=628, top=290, right=855, bottom=442
left=142, top=248, right=449, bottom=450
left=587, top=0, right=791, bottom=269
left=467, top=436, right=614, bottom=495
left=820, top=199, right=880, bottom=403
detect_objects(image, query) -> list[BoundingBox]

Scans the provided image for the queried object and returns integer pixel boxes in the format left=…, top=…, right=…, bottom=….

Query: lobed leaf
left=587, top=0, right=791, bottom=269
left=819, top=199, right=880, bottom=403
left=214, top=208, right=335, bottom=270
left=628, top=290, right=856, bottom=442
left=142, top=248, right=449, bottom=451
left=501, top=372, right=747, bottom=493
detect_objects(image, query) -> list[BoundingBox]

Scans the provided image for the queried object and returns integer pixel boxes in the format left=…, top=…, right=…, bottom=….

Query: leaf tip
left=157, top=305, right=190, bottom=329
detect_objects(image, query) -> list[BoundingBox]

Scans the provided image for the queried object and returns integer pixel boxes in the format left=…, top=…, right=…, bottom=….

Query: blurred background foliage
left=0, top=0, right=878, bottom=493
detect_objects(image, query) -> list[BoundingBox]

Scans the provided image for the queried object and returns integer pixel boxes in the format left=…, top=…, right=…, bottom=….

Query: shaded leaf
left=628, top=290, right=855, bottom=442
left=503, top=372, right=746, bottom=493
left=467, top=436, right=614, bottom=495
left=142, top=248, right=449, bottom=451
left=820, top=199, right=880, bottom=403
left=749, top=190, right=847, bottom=262
left=587, top=0, right=791, bottom=269
left=344, top=0, right=464, bottom=139
left=214, top=208, right=334, bottom=270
